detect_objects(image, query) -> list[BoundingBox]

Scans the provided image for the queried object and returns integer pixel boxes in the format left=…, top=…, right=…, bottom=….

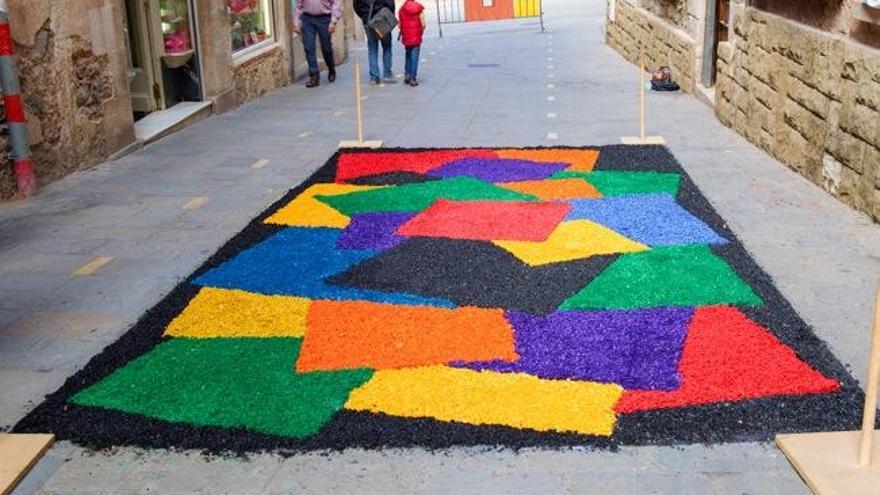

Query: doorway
left=700, top=0, right=730, bottom=87
left=123, top=0, right=204, bottom=119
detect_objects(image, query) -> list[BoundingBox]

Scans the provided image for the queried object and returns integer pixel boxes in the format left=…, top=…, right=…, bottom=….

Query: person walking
left=355, top=0, right=396, bottom=84
left=293, top=0, right=342, bottom=88
left=398, top=0, right=425, bottom=86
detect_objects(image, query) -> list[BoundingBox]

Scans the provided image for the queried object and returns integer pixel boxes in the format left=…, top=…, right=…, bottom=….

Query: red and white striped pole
left=0, top=0, right=35, bottom=197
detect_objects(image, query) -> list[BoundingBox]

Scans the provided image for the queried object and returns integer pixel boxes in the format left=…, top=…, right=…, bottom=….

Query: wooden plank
left=621, top=136, right=666, bottom=145
left=777, top=430, right=880, bottom=495
left=859, top=281, right=880, bottom=465
left=0, top=434, right=54, bottom=495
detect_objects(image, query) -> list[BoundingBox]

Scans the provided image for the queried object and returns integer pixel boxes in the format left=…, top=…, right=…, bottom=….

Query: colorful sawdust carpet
left=16, top=146, right=863, bottom=452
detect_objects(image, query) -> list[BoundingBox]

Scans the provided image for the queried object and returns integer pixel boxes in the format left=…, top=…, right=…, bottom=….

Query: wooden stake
left=355, top=59, right=364, bottom=143
left=338, top=59, right=382, bottom=149
left=0, top=434, right=54, bottom=495
left=621, top=50, right=665, bottom=145
left=859, top=283, right=880, bottom=467
left=775, top=282, right=880, bottom=493
left=639, top=51, right=646, bottom=141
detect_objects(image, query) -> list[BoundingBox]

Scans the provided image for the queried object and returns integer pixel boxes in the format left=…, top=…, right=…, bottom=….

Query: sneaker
left=408, top=77, right=419, bottom=87
left=370, top=77, right=381, bottom=85
left=404, top=76, right=412, bottom=85
left=306, top=75, right=319, bottom=88
left=328, top=69, right=336, bottom=83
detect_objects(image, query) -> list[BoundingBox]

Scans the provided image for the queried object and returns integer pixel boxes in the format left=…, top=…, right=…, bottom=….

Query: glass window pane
left=228, top=0, right=275, bottom=54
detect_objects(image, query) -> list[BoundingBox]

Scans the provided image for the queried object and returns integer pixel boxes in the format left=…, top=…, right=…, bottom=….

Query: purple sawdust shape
left=428, top=158, right=568, bottom=182
left=459, top=307, right=694, bottom=391
left=337, top=212, right=416, bottom=250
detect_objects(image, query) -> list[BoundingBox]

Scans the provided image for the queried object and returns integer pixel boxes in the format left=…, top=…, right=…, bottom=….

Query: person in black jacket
left=355, top=0, right=396, bottom=84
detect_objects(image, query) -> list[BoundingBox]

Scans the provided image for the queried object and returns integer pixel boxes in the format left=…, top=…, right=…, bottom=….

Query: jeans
left=404, top=45, right=421, bottom=80
left=365, top=28, right=393, bottom=79
left=301, top=14, right=335, bottom=76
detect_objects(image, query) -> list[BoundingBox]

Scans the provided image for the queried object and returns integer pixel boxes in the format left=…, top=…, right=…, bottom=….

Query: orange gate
left=434, top=0, right=544, bottom=33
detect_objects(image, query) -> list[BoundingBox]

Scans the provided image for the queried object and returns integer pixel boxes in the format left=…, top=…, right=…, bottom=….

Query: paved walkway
left=3, top=0, right=880, bottom=493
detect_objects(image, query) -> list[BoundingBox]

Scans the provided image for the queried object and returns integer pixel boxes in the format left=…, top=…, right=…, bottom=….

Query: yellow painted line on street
left=73, top=256, right=114, bottom=276
left=182, top=196, right=209, bottom=210
left=250, top=159, right=270, bottom=169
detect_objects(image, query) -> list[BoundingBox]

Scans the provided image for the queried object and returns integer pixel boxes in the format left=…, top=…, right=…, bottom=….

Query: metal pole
left=538, top=0, right=545, bottom=32
left=0, top=0, right=35, bottom=197
left=435, top=0, right=443, bottom=38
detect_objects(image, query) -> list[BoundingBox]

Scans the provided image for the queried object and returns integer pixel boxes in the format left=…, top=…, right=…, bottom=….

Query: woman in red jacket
left=398, top=0, right=426, bottom=86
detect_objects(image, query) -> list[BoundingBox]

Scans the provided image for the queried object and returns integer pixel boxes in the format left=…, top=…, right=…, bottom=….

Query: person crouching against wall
left=398, top=0, right=426, bottom=86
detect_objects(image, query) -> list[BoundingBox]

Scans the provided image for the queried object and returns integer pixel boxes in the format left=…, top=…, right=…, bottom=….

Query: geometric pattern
left=17, top=147, right=857, bottom=454
left=459, top=307, right=692, bottom=390
left=493, top=220, right=648, bottom=266
left=295, top=301, right=516, bottom=372
left=396, top=200, right=571, bottom=242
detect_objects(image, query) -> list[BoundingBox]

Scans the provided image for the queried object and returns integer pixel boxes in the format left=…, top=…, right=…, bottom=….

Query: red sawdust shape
left=335, top=150, right=498, bottom=182
left=296, top=301, right=517, bottom=372
left=615, top=306, right=840, bottom=413
left=396, top=200, right=572, bottom=242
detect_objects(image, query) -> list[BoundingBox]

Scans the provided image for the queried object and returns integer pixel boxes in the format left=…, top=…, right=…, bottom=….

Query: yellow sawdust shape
left=493, top=220, right=648, bottom=266
left=264, top=183, right=378, bottom=227
left=164, top=287, right=310, bottom=338
left=499, top=178, right=602, bottom=200
left=495, top=149, right=599, bottom=172
left=345, top=366, right=624, bottom=436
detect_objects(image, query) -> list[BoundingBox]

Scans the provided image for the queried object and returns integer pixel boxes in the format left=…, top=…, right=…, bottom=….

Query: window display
left=159, top=0, right=194, bottom=55
left=228, top=0, right=275, bottom=53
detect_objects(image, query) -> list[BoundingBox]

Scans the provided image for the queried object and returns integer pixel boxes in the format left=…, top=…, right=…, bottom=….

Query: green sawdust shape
left=71, top=338, right=372, bottom=438
left=560, top=245, right=761, bottom=310
left=552, top=171, right=681, bottom=197
left=315, top=176, right=537, bottom=216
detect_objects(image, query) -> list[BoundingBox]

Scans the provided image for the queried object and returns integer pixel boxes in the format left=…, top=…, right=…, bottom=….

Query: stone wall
left=607, top=0, right=698, bottom=93
left=233, top=46, right=291, bottom=105
left=715, top=8, right=880, bottom=221
left=0, top=0, right=135, bottom=200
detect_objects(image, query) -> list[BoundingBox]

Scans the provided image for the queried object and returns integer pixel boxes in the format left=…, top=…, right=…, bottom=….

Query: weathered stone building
left=606, top=0, right=880, bottom=222
left=1, top=0, right=356, bottom=199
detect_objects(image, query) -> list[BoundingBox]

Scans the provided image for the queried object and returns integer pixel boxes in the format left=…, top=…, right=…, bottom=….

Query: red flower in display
left=227, top=0, right=258, bottom=14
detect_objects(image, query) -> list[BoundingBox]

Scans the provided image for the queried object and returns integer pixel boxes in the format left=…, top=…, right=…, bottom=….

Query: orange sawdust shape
left=295, top=301, right=517, bottom=372
left=499, top=178, right=602, bottom=200
left=496, top=149, right=600, bottom=172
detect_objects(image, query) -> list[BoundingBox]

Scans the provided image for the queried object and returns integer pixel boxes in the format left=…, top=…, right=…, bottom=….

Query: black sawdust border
left=13, top=145, right=866, bottom=454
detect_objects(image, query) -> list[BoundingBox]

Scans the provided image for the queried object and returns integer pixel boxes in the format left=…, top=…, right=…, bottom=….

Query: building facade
left=606, top=0, right=880, bottom=222
left=0, top=0, right=356, bottom=199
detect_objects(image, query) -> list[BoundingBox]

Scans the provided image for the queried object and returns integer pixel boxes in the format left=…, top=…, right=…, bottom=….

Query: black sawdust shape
left=326, top=237, right=617, bottom=315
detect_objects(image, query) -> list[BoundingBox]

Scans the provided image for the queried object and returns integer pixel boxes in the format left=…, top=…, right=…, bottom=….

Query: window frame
left=228, top=0, right=277, bottom=58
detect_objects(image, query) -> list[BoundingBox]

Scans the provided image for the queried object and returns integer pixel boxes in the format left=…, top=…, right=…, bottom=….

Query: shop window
left=227, top=0, right=275, bottom=55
